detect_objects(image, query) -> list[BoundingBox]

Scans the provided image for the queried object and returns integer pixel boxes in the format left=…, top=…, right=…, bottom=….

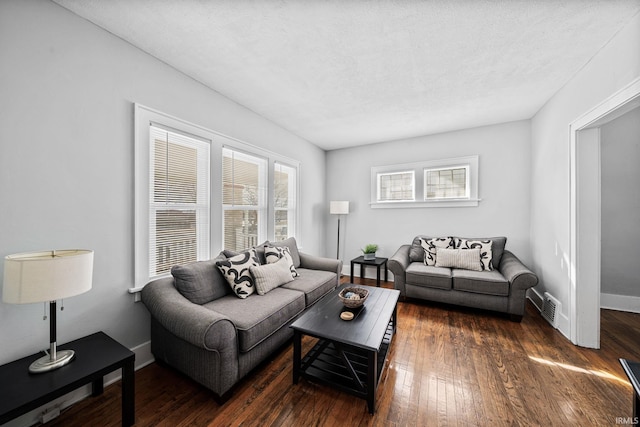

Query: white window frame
left=424, top=164, right=470, bottom=200
left=376, top=170, right=416, bottom=202
left=135, top=105, right=223, bottom=290
left=370, top=155, right=479, bottom=208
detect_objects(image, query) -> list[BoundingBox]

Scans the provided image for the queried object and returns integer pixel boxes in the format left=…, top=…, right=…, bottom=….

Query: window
left=424, top=165, right=469, bottom=200
left=377, top=170, right=415, bottom=202
left=370, top=156, right=479, bottom=208
left=222, top=148, right=267, bottom=251
left=149, top=126, right=210, bottom=278
left=134, top=104, right=300, bottom=290
left=274, top=162, right=297, bottom=241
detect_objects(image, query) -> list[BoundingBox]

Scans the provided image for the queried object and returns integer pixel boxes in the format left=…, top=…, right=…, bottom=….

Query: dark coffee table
left=291, top=283, right=400, bottom=414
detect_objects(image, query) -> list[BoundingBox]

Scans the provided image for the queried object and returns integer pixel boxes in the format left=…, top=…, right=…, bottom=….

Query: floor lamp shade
left=3, top=250, right=94, bottom=304
left=3, top=249, right=93, bottom=374
left=330, top=201, right=349, bottom=215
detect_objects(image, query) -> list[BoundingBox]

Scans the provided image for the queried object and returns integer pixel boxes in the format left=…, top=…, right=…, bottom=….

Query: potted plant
left=361, top=244, right=378, bottom=260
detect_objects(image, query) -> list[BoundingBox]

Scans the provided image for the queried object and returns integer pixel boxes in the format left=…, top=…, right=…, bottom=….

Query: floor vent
left=541, top=292, right=561, bottom=328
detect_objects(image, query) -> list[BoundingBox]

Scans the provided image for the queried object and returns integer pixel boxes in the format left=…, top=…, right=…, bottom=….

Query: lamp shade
left=330, top=201, right=349, bottom=215
left=3, top=250, right=93, bottom=304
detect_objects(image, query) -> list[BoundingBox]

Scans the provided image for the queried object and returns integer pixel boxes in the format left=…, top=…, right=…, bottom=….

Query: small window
left=424, top=165, right=470, bottom=200
left=377, top=171, right=415, bottom=202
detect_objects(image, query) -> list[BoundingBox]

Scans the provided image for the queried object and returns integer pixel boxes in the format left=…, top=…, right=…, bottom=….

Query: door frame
left=569, top=77, right=640, bottom=348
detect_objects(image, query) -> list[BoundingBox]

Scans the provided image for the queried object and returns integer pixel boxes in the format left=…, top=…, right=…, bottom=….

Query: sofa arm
left=141, top=277, right=237, bottom=352
left=388, top=244, right=411, bottom=296
left=299, top=252, right=343, bottom=277
left=499, top=250, right=538, bottom=291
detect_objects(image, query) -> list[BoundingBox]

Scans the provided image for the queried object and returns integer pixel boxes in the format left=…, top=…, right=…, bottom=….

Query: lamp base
left=29, top=349, right=75, bottom=374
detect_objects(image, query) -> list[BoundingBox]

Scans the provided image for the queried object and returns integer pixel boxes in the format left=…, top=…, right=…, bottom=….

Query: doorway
left=569, top=77, right=640, bottom=348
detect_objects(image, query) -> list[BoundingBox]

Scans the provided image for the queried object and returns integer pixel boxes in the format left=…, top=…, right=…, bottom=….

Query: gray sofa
left=141, top=237, right=341, bottom=400
left=388, top=236, right=537, bottom=321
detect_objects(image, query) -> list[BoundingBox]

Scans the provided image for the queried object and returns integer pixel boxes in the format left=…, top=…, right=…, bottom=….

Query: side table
left=0, top=331, right=135, bottom=426
left=350, top=256, right=388, bottom=287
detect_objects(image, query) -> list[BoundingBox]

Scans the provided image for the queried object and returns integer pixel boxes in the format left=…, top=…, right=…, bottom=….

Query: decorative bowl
left=338, top=287, right=369, bottom=308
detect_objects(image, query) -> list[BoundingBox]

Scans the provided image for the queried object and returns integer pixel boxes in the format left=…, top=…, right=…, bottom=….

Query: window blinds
left=149, top=125, right=210, bottom=277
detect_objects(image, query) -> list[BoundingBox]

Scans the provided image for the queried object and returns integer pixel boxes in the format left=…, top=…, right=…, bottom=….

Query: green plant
left=361, top=244, right=378, bottom=254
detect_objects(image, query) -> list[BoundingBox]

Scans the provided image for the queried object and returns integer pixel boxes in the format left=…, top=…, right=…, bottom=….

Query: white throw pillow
left=250, top=257, right=294, bottom=295
left=455, top=238, right=494, bottom=271
left=435, top=247, right=483, bottom=271
left=215, top=248, right=260, bottom=299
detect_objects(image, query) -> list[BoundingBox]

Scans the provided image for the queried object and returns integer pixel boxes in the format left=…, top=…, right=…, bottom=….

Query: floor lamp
left=330, top=201, right=349, bottom=259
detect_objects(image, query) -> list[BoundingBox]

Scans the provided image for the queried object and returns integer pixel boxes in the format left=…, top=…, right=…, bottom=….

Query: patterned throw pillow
left=435, top=247, right=482, bottom=271
left=454, top=238, right=494, bottom=271
left=419, top=237, right=455, bottom=266
left=264, top=245, right=299, bottom=278
left=215, top=248, right=261, bottom=298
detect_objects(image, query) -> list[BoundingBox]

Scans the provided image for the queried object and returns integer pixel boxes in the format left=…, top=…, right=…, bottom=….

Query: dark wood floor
left=48, top=278, right=640, bottom=427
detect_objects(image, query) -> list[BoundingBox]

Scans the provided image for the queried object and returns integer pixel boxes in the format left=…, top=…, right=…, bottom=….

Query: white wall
left=0, top=0, right=326, bottom=365
left=325, top=120, right=532, bottom=270
left=601, top=107, right=640, bottom=298
left=530, top=13, right=640, bottom=336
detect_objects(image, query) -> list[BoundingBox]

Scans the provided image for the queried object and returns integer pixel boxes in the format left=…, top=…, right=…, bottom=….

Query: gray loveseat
left=141, top=237, right=342, bottom=400
left=388, top=236, right=537, bottom=321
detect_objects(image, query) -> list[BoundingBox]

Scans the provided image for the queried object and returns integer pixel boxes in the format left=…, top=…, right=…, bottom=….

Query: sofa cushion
left=171, top=253, right=231, bottom=304
left=264, top=245, right=299, bottom=278
left=268, top=237, right=301, bottom=268
left=454, top=236, right=506, bottom=269
left=216, top=248, right=261, bottom=299
left=250, top=257, right=294, bottom=295
left=205, top=287, right=305, bottom=352
left=435, top=247, right=482, bottom=271
left=406, top=262, right=452, bottom=290
left=452, top=269, right=509, bottom=296
left=280, top=267, right=336, bottom=306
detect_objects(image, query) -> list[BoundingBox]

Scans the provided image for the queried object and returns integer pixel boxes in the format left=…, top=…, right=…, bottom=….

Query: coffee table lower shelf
left=296, top=321, right=393, bottom=413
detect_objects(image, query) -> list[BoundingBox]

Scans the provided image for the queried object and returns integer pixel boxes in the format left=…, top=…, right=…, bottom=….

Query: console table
left=0, top=331, right=135, bottom=426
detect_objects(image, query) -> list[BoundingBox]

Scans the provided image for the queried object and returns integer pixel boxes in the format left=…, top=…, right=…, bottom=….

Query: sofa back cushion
left=171, top=253, right=231, bottom=304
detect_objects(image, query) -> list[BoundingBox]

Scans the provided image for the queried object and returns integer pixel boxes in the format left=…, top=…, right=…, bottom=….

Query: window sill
left=370, top=198, right=481, bottom=209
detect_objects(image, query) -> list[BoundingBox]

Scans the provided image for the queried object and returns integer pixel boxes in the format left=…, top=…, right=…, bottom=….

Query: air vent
left=541, top=292, right=561, bottom=328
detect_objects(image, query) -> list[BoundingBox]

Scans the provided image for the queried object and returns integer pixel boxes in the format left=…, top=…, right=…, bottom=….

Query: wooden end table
left=350, top=256, right=388, bottom=287
left=291, top=283, right=400, bottom=414
left=0, top=331, right=135, bottom=426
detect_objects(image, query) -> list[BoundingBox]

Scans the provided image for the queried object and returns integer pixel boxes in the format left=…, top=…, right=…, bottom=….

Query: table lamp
left=3, top=249, right=93, bottom=374
left=330, top=201, right=349, bottom=259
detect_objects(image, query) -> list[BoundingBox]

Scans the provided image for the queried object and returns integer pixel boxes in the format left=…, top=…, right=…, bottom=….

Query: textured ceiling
left=53, top=0, right=640, bottom=150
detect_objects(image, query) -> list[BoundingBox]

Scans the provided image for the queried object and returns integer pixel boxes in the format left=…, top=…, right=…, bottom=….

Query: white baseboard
left=601, top=292, right=640, bottom=314
left=4, top=340, right=154, bottom=427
